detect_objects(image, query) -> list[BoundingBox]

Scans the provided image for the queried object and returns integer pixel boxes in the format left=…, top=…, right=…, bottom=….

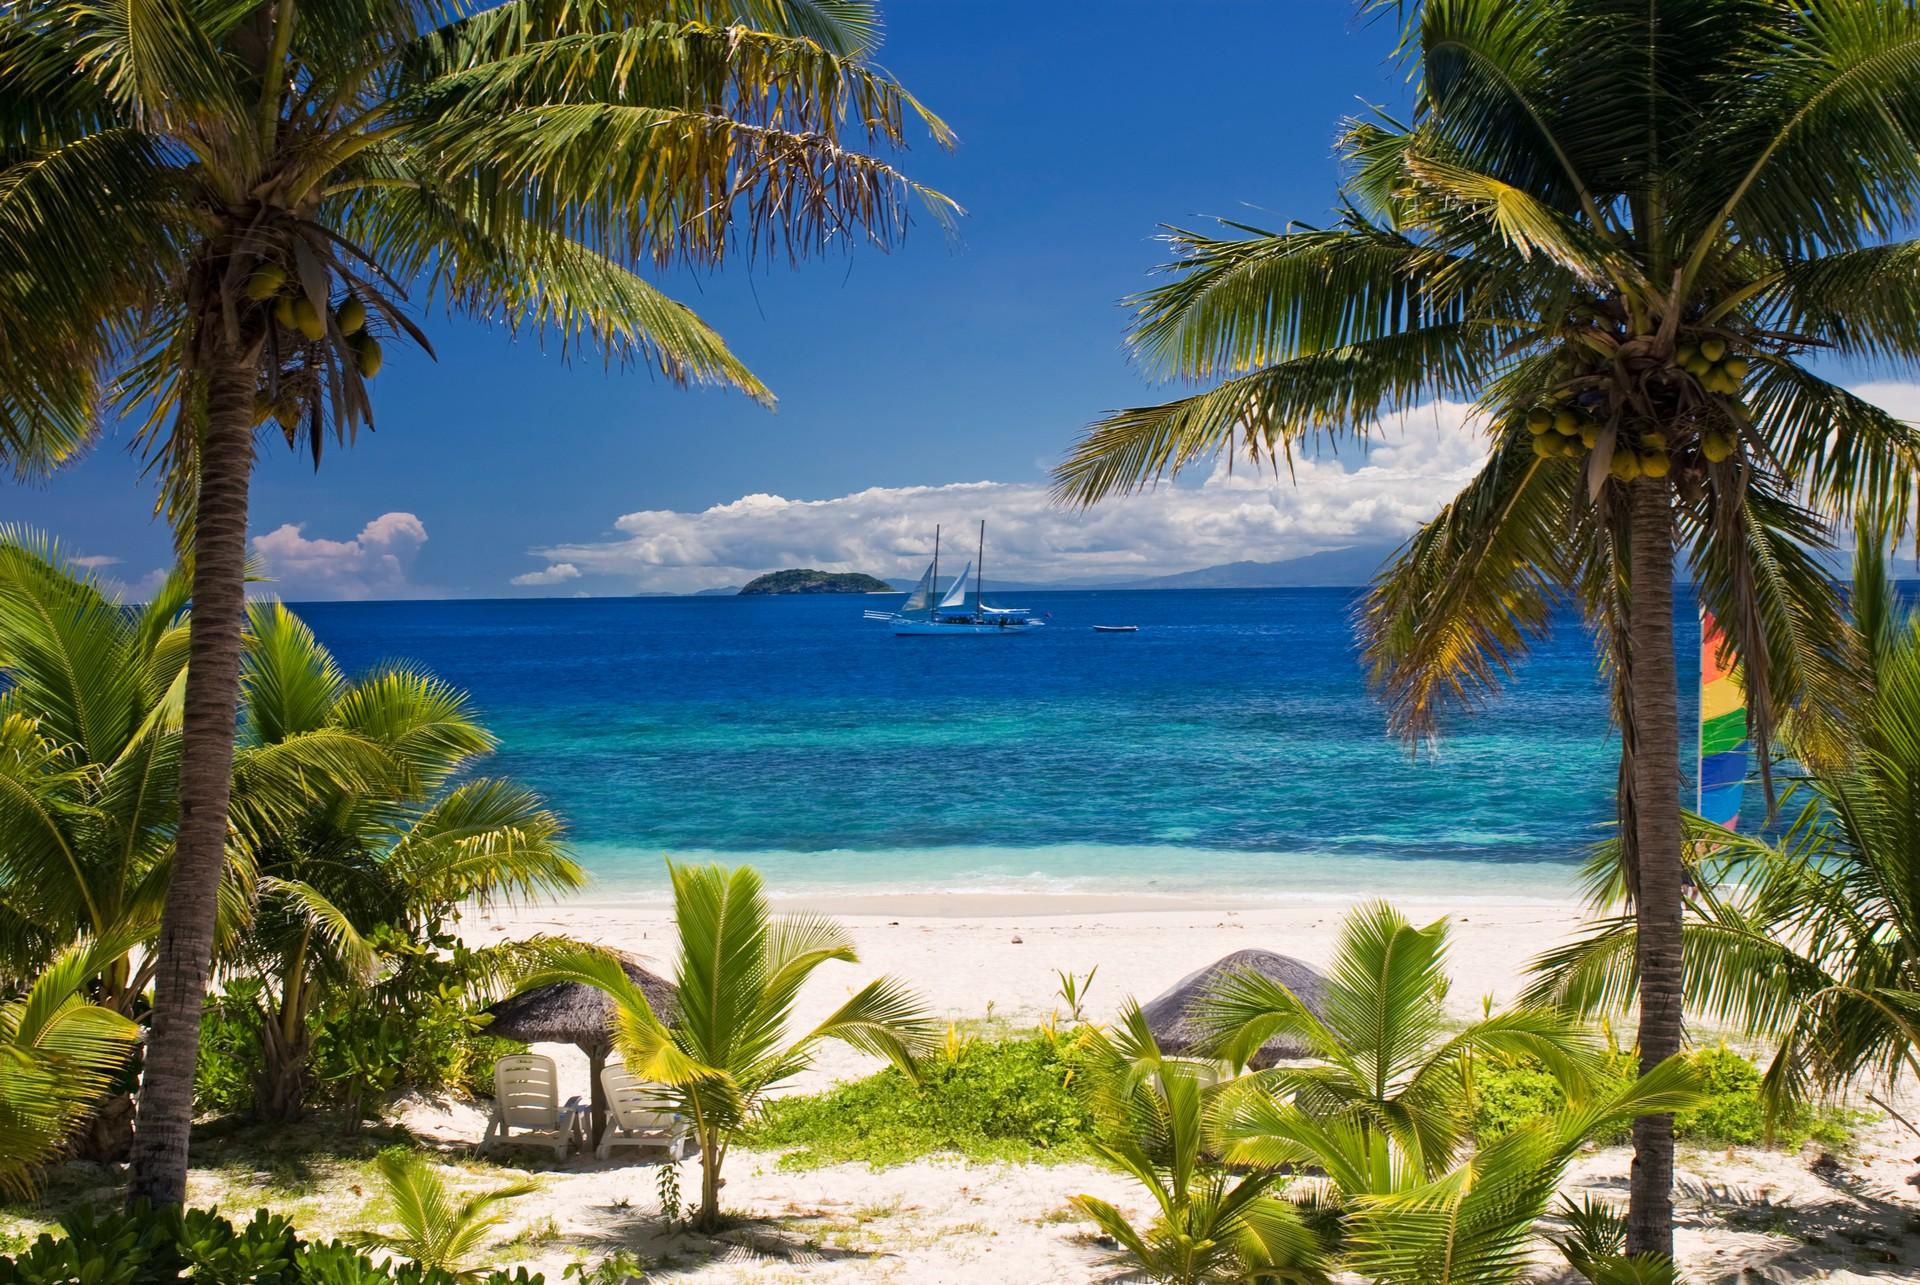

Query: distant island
left=739, top=568, right=895, bottom=595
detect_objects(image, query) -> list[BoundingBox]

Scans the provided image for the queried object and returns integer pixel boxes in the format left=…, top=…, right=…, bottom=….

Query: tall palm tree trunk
left=126, top=342, right=257, bottom=1206
left=1625, top=475, right=1683, bottom=1258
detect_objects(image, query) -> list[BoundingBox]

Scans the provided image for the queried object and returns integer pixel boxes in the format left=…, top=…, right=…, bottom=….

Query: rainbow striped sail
left=1698, top=608, right=1748, bottom=829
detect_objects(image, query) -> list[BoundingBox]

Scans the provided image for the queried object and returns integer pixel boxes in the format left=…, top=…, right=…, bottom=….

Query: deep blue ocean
left=294, top=588, right=1705, bottom=901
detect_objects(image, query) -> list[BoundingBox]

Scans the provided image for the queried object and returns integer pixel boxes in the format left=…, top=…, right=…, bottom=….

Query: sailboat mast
left=976, top=520, right=985, bottom=619
left=931, top=525, right=941, bottom=621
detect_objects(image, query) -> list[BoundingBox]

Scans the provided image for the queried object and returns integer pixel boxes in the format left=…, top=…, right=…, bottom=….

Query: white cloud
left=511, top=562, right=582, bottom=587
left=525, top=401, right=1494, bottom=593
left=252, top=511, right=430, bottom=600
left=70, top=554, right=122, bottom=570
left=1851, top=380, right=1920, bottom=422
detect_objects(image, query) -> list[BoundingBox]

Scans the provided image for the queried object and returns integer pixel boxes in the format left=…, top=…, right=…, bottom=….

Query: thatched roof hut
left=1140, top=948, right=1330, bottom=1067
left=484, top=953, right=678, bottom=1143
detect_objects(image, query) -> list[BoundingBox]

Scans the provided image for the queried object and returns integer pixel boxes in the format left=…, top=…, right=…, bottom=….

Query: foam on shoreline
left=558, top=840, right=1585, bottom=910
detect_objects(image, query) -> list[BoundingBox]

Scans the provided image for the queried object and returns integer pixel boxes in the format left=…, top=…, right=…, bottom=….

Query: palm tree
left=1193, top=902, right=1599, bottom=1180
left=348, top=1149, right=535, bottom=1283
left=1528, top=529, right=1920, bottom=1137
left=0, top=533, right=372, bottom=1154
left=0, top=937, right=144, bottom=1195
left=1220, top=1057, right=1699, bottom=1285
left=1069, top=905, right=1694, bottom=1284
left=1052, top=0, right=1920, bottom=1254
left=523, top=862, right=934, bottom=1231
left=228, top=602, right=583, bottom=1118
left=0, top=532, right=191, bottom=1007
left=0, top=0, right=952, bottom=1204
left=1069, top=1006, right=1330, bottom=1284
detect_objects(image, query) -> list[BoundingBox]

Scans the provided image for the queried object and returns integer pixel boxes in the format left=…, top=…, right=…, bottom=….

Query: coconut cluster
left=1526, top=400, right=1673, bottom=480
left=1674, top=337, right=1747, bottom=397
left=1523, top=335, right=1745, bottom=482
left=244, top=263, right=383, bottom=378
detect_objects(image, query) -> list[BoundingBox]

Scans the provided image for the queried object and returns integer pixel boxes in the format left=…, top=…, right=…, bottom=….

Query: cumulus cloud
left=525, top=401, right=1494, bottom=593
left=511, top=562, right=582, bottom=587
left=252, top=511, right=430, bottom=600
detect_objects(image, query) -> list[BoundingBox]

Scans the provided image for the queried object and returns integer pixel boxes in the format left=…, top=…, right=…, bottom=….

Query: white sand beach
left=474, top=890, right=1593, bottom=1090
left=424, top=890, right=1920, bottom=1283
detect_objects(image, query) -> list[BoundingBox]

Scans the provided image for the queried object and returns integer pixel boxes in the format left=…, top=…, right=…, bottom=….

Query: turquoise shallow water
left=294, top=588, right=1702, bottom=901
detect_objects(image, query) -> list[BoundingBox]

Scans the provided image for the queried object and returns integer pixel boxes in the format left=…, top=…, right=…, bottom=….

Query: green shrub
left=197, top=933, right=529, bottom=1122
left=1470, top=1049, right=1635, bottom=1145
left=1470, top=1044, right=1853, bottom=1149
left=1673, top=1044, right=1767, bottom=1145
left=196, top=984, right=266, bottom=1116
left=0, top=1203, right=543, bottom=1285
left=746, top=1032, right=1099, bottom=1168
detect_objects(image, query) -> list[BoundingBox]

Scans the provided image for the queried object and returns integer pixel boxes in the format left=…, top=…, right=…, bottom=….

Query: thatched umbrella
left=483, top=953, right=678, bottom=1144
left=1140, top=949, right=1330, bottom=1068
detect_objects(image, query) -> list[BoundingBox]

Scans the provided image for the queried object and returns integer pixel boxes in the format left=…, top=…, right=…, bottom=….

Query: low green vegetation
left=747, top=1031, right=1100, bottom=1168
left=195, top=951, right=530, bottom=1124
left=1471, top=1044, right=1860, bottom=1150
left=0, top=1204, right=543, bottom=1285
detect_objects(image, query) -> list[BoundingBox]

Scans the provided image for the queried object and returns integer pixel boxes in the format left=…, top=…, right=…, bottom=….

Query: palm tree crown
left=1, top=0, right=955, bottom=504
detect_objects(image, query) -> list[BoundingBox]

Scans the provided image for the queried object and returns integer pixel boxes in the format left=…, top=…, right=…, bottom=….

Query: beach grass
left=746, top=1029, right=1101, bottom=1170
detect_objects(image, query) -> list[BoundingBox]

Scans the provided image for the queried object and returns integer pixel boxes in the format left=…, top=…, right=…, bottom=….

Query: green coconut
left=353, top=336, right=384, bottom=378
left=1702, top=431, right=1735, bottom=463
left=1530, top=433, right=1558, bottom=459
left=335, top=297, right=367, bottom=335
left=272, top=294, right=296, bottom=328
left=1640, top=451, right=1672, bottom=479
left=1684, top=354, right=1713, bottom=377
left=1552, top=409, right=1581, bottom=435
left=1525, top=407, right=1552, bottom=434
left=1609, top=451, right=1643, bottom=483
left=290, top=297, right=325, bottom=341
left=1721, top=356, right=1749, bottom=381
left=1642, top=429, right=1668, bottom=451
left=1699, top=337, right=1728, bottom=362
left=245, top=265, right=288, bottom=302
left=1580, top=424, right=1600, bottom=448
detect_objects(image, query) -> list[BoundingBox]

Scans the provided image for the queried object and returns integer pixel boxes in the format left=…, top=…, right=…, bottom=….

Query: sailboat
left=864, top=522, right=1043, bottom=636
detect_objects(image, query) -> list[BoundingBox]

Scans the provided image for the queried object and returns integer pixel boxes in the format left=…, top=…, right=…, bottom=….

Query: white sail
left=898, top=561, right=936, bottom=614
left=937, top=561, right=974, bottom=611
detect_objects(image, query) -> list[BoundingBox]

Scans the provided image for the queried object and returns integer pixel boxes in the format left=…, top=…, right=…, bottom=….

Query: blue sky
left=13, top=3, right=1915, bottom=598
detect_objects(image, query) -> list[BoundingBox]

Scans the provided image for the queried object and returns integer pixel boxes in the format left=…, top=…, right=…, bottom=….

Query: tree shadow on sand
left=1668, top=1170, right=1920, bottom=1279
left=565, top=1198, right=888, bottom=1278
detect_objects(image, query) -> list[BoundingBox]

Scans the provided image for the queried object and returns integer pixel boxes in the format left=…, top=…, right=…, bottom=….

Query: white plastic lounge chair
left=596, top=1063, right=692, bottom=1161
left=480, top=1053, right=581, bottom=1158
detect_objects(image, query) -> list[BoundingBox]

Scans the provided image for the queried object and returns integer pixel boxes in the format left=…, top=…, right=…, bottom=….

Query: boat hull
left=892, top=619, right=1043, bottom=636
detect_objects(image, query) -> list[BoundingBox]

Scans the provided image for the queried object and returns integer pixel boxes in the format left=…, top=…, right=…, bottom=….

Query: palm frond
left=348, top=1150, right=535, bottom=1281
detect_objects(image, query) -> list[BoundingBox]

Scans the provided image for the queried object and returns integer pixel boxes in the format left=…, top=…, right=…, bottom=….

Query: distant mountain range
left=875, top=543, right=1405, bottom=594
